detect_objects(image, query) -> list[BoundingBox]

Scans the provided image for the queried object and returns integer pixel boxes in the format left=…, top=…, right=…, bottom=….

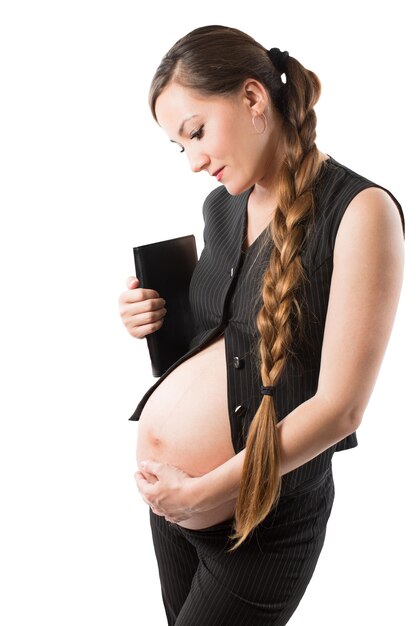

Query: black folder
left=133, top=235, right=198, bottom=377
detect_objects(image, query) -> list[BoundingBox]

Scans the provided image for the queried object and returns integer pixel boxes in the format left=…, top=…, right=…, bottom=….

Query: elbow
left=316, top=392, right=363, bottom=436
left=344, top=406, right=363, bottom=434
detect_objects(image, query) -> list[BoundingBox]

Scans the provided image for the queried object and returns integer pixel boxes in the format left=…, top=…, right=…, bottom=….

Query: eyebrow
left=169, top=114, right=199, bottom=144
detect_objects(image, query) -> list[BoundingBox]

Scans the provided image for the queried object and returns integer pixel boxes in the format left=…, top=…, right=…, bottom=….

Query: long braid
left=228, top=56, right=324, bottom=551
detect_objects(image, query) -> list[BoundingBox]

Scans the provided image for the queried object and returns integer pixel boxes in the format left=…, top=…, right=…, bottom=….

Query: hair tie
left=260, top=385, right=274, bottom=396
left=267, top=47, right=289, bottom=75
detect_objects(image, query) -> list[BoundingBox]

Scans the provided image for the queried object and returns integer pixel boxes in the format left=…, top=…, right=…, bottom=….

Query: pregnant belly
left=136, top=333, right=238, bottom=530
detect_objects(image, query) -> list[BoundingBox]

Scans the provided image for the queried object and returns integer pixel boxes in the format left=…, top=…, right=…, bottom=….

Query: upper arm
left=315, top=186, right=405, bottom=427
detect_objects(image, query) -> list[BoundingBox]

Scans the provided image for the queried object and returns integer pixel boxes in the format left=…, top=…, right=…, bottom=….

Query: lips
left=212, top=167, right=225, bottom=177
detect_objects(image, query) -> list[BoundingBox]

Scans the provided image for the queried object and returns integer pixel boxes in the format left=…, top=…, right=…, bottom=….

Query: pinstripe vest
left=129, top=155, right=405, bottom=495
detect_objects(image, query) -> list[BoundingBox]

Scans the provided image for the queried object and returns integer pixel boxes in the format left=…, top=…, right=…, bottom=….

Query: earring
left=252, top=113, right=267, bottom=134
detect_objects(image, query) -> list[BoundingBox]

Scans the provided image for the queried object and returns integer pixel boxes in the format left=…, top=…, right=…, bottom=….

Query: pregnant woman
left=119, top=25, right=405, bottom=625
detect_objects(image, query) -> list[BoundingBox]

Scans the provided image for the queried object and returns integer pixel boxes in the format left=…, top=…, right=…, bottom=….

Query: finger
left=126, top=276, right=139, bottom=288
left=134, top=473, right=157, bottom=497
left=127, top=300, right=167, bottom=320
left=141, top=470, right=158, bottom=484
left=140, top=460, right=162, bottom=476
left=131, top=319, right=165, bottom=340
left=134, top=468, right=158, bottom=484
left=134, top=469, right=158, bottom=483
left=121, top=288, right=163, bottom=304
left=134, top=469, right=149, bottom=484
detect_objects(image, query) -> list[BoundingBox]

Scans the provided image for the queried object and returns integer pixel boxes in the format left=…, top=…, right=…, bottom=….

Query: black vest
left=129, top=155, right=405, bottom=496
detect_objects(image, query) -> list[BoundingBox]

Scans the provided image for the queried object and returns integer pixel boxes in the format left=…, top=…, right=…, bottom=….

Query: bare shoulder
left=316, top=185, right=405, bottom=427
left=335, top=186, right=404, bottom=256
left=334, top=185, right=405, bottom=298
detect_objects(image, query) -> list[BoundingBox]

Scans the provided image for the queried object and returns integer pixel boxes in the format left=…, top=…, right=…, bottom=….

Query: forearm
left=192, top=394, right=358, bottom=513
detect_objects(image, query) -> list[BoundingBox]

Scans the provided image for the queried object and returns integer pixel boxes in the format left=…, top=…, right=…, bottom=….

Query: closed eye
left=190, top=125, right=204, bottom=141
left=178, top=125, right=205, bottom=153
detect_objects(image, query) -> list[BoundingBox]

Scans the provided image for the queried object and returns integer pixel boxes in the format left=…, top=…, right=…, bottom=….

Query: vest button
left=233, top=356, right=243, bottom=369
left=234, top=404, right=246, bottom=417
left=230, top=266, right=234, bottom=277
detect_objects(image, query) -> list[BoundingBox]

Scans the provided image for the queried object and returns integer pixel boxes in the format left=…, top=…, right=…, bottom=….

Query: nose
left=188, top=150, right=210, bottom=173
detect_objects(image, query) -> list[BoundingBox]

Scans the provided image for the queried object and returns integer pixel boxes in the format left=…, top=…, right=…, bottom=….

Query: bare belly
left=135, top=333, right=238, bottom=530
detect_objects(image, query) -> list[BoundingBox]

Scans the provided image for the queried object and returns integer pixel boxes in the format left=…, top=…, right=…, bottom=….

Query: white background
left=1, top=1, right=415, bottom=624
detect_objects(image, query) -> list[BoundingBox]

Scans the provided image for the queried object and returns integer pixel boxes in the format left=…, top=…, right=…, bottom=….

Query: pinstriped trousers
left=149, top=465, right=335, bottom=625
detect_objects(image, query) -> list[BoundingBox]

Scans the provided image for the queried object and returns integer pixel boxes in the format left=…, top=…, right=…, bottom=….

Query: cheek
left=234, top=123, right=261, bottom=166
left=232, top=131, right=259, bottom=171
left=214, top=117, right=259, bottom=180
left=215, top=115, right=248, bottom=154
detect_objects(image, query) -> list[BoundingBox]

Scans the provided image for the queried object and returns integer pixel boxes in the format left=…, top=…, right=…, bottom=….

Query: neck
left=252, top=149, right=329, bottom=206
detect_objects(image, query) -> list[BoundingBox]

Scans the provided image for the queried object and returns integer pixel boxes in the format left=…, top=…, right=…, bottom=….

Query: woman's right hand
left=119, top=276, right=167, bottom=339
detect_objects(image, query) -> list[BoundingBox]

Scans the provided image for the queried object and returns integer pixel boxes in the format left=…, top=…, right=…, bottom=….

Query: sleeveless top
left=128, top=155, right=405, bottom=496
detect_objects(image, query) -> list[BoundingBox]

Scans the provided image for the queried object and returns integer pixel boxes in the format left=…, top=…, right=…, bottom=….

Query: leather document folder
left=133, top=234, right=198, bottom=377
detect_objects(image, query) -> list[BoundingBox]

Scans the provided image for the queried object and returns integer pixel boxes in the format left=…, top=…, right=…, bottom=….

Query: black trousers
left=149, top=465, right=335, bottom=626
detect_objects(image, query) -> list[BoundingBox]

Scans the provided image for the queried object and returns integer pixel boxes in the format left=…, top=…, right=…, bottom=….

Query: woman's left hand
left=134, top=460, right=199, bottom=523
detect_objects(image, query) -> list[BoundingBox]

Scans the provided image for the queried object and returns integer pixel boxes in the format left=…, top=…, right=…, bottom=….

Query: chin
left=222, top=180, right=253, bottom=197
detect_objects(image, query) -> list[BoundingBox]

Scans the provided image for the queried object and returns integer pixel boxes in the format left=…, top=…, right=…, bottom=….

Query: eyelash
left=179, top=125, right=204, bottom=153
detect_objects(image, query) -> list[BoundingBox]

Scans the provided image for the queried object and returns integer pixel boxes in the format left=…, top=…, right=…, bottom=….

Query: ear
left=241, top=78, right=270, bottom=116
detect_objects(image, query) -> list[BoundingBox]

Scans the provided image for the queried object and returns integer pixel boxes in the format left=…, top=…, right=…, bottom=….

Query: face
left=154, top=80, right=282, bottom=196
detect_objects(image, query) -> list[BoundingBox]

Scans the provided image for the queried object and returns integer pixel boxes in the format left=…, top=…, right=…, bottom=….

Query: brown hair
left=148, top=25, right=324, bottom=552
